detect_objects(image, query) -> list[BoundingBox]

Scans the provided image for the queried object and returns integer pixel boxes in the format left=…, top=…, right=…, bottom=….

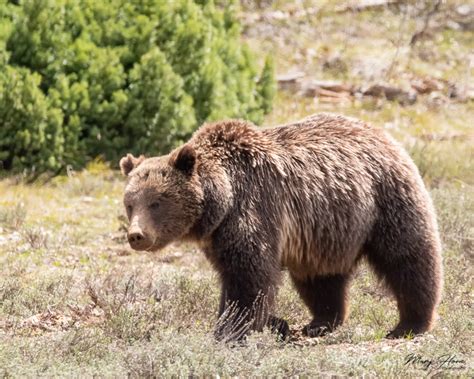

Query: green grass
left=0, top=1, right=473, bottom=377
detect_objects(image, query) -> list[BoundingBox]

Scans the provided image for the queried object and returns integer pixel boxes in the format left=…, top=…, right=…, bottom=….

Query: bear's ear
left=119, top=154, right=145, bottom=176
left=172, top=145, right=196, bottom=175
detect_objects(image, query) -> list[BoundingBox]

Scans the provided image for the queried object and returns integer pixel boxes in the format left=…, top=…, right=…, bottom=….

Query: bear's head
left=119, top=145, right=204, bottom=251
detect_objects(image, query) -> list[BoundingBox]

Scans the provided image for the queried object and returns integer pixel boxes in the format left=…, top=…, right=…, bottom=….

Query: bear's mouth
left=145, top=237, right=167, bottom=252
left=145, top=238, right=158, bottom=252
left=128, top=237, right=156, bottom=252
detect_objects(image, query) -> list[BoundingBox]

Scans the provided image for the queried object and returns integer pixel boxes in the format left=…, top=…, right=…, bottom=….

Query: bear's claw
left=302, top=322, right=333, bottom=338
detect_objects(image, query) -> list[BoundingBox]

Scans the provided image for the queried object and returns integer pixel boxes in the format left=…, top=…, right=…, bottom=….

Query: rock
left=363, top=84, right=417, bottom=105
left=277, top=71, right=305, bottom=91
left=410, top=77, right=444, bottom=94
left=456, top=4, right=473, bottom=17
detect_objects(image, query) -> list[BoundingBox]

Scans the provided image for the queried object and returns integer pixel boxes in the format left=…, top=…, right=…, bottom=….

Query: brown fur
left=120, top=113, right=443, bottom=340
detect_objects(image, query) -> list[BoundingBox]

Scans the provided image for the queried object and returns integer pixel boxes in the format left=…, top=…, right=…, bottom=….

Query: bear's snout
left=127, top=228, right=151, bottom=251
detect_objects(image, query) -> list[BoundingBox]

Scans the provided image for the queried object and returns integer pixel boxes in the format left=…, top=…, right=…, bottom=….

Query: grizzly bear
left=120, top=113, right=443, bottom=341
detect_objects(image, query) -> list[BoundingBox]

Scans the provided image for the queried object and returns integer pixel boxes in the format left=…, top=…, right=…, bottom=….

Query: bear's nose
left=127, top=230, right=150, bottom=250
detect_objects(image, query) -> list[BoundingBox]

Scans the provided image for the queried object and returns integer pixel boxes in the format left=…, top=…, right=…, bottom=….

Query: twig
left=410, top=0, right=442, bottom=46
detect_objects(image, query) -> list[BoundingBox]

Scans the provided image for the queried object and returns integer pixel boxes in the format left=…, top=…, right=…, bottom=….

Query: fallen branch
left=336, top=0, right=400, bottom=13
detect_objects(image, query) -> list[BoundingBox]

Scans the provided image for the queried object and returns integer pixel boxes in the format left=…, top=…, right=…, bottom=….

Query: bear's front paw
left=302, top=321, right=333, bottom=337
left=268, top=315, right=290, bottom=340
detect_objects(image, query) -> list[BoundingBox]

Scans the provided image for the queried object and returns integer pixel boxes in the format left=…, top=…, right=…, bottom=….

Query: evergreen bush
left=0, top=0, right=275, bottom=173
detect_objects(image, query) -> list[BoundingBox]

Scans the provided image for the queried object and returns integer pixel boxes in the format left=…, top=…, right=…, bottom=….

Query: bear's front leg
left=214, top=262, right=284, bottom=342
left=267, top=315, right=290, bottom=339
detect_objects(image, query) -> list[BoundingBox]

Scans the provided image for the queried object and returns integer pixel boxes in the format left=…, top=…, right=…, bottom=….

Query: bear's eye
left=149, top=202, right=160, bottom=210
left=126, top=205, right=133, bottom=214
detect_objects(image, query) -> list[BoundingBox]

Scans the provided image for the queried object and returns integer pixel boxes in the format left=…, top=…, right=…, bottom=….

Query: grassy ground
left=1, top=1, right=473, bottom=377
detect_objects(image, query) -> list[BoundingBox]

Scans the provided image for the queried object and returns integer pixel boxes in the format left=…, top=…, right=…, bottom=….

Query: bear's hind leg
left=366, top=241, right=442, bottom=338
left=291, top=273, right=350, bottom=337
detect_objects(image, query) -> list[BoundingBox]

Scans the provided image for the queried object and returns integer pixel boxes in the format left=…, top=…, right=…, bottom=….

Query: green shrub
left=0, top=64, right=64, bottom=172
left=125, top=47, right=196, bottom=154
left=1, top=0, right=275, bottom=173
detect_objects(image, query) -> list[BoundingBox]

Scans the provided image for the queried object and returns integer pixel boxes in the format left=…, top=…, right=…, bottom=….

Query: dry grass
left=0, top=1, right=473, bottom=377
left=0, top=165, right=472, bottom=377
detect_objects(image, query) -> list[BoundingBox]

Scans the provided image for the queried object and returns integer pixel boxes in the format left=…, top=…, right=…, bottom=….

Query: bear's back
left=192, top=114, right=429, bottom=277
